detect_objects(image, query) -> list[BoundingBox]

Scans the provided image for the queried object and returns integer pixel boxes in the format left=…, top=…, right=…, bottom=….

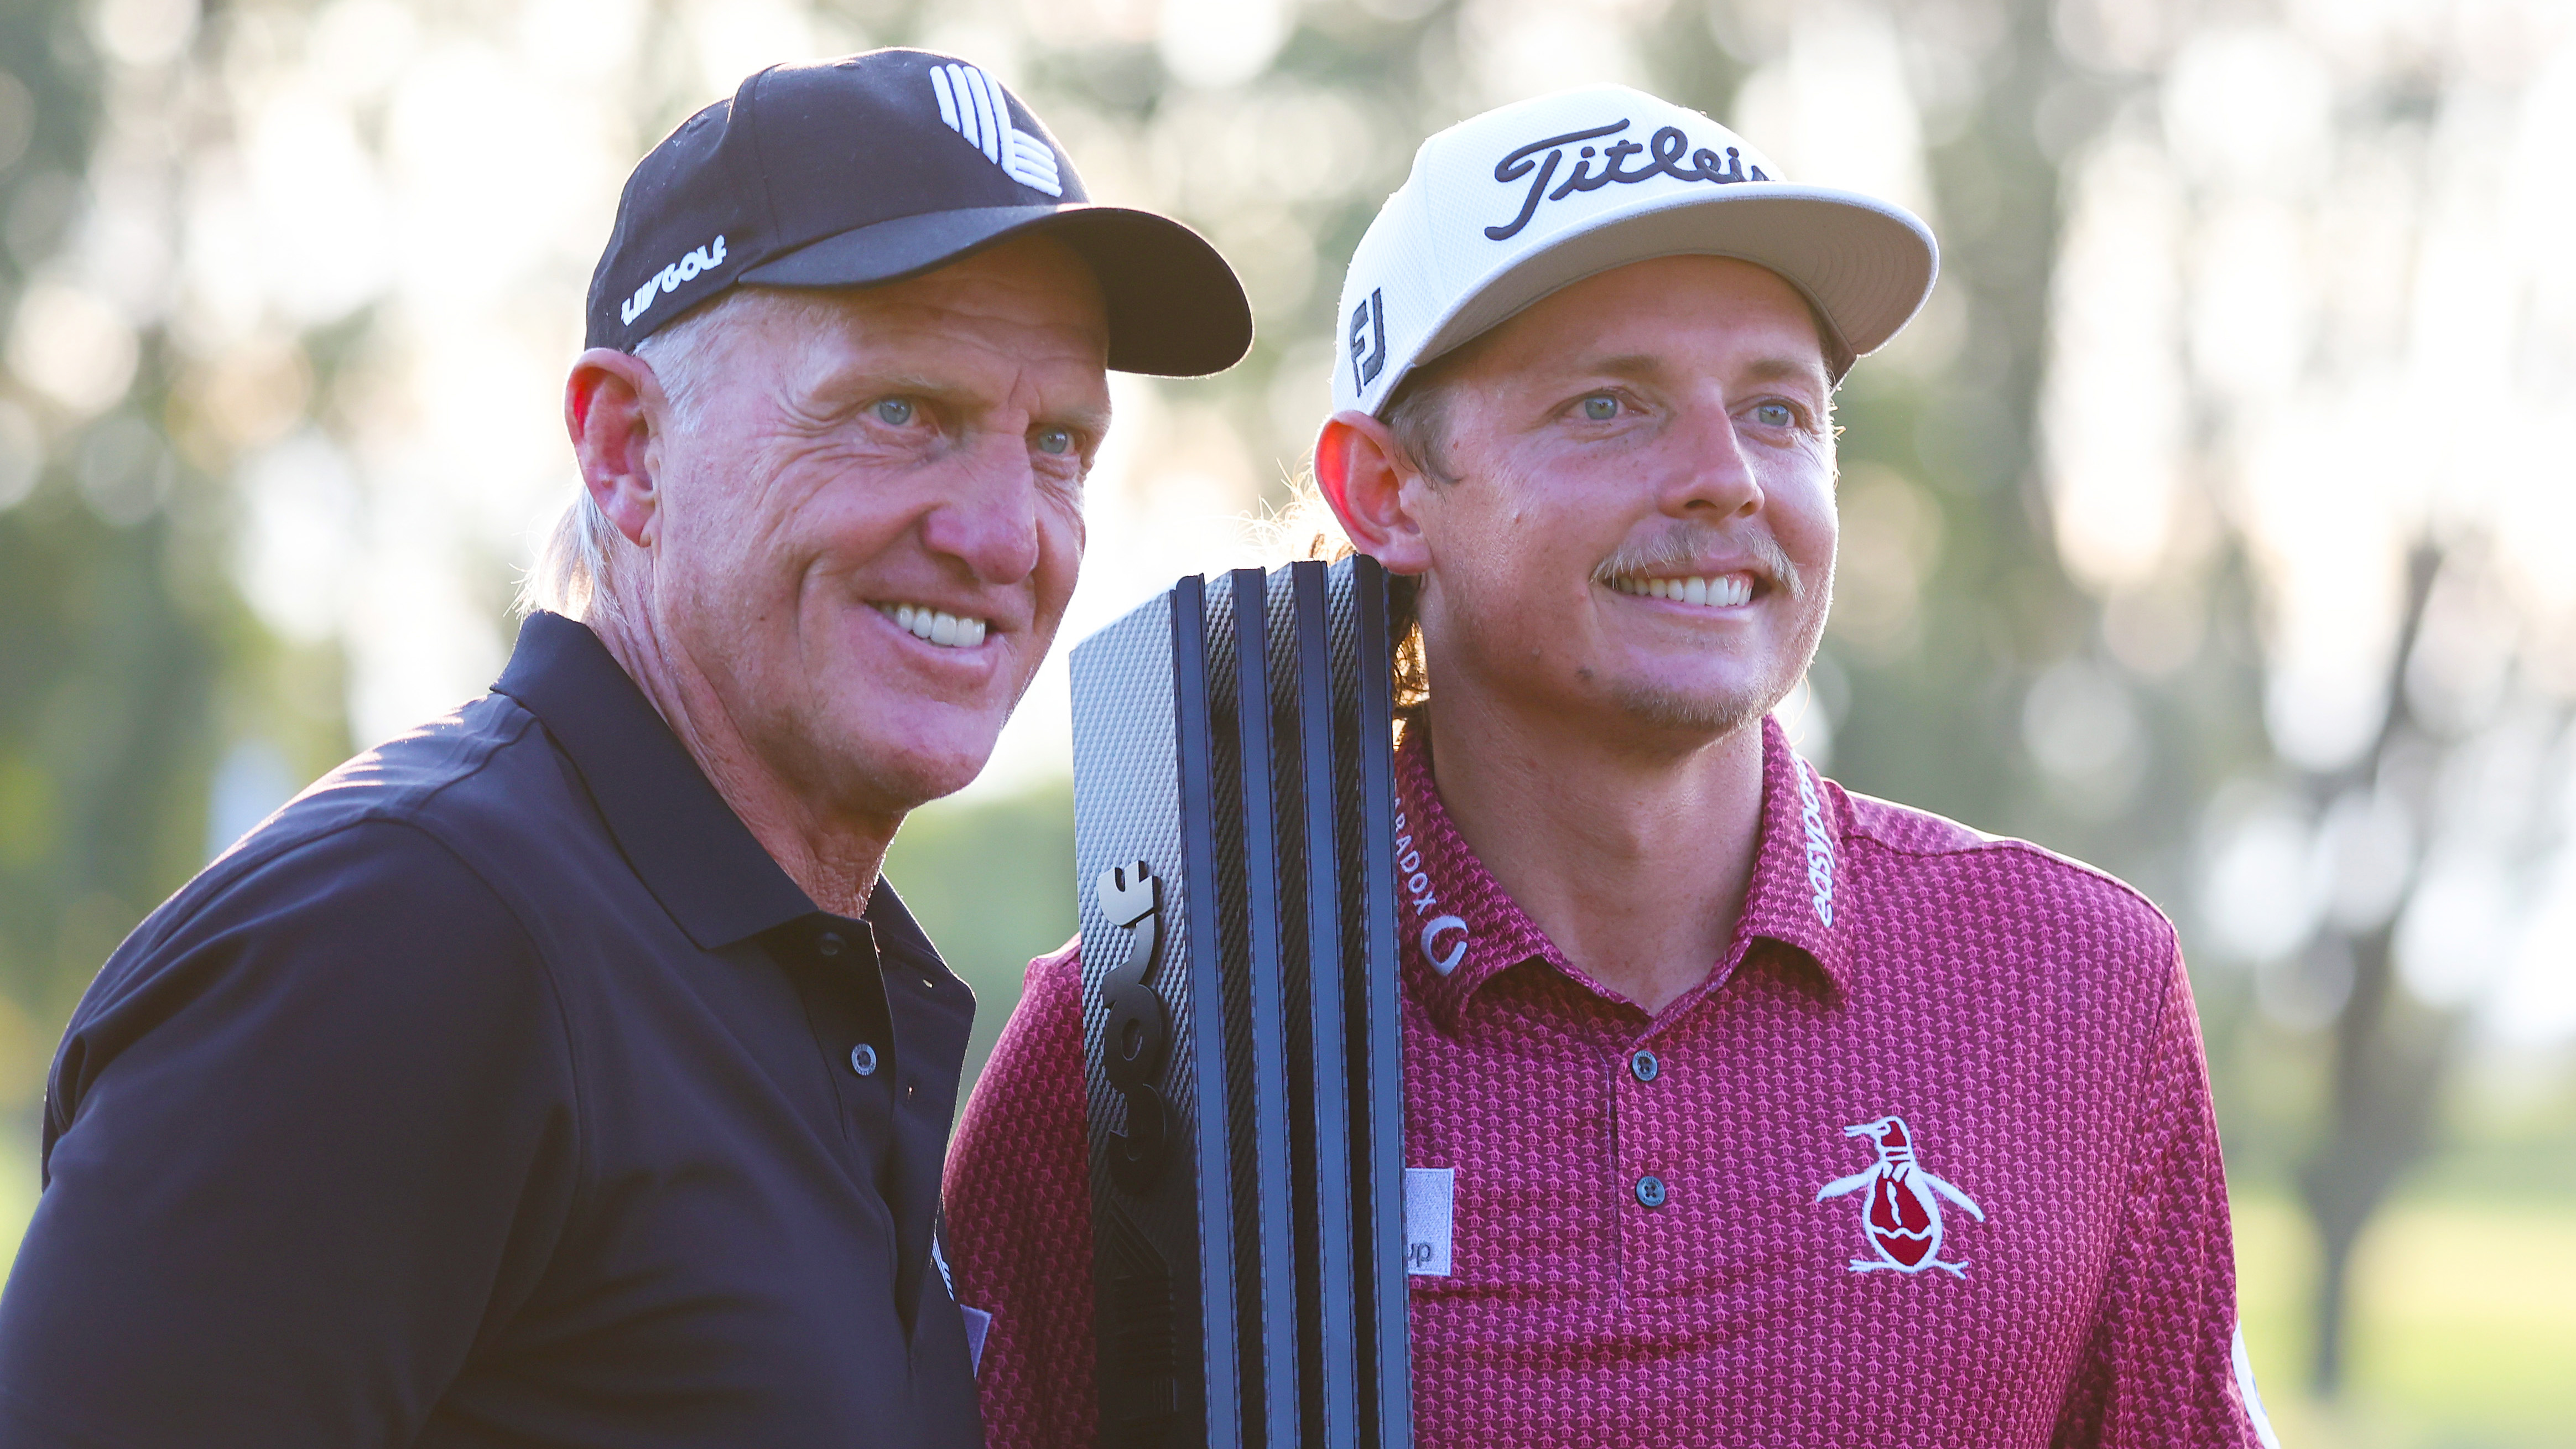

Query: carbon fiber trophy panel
left=1074, top=557, right=1409, bottom=1449
left=1196, top=577, right=1269, bottom=1442
left=1272, top=562, right=1360, bottom=1448
left=1326, top=557, right=1413, bottom=1449
left=1069, top=594, right=1208, bottom=1443
left=1225, top=568, right=1300, bottom=1449
left=1168, top=576, right=1241, bottom=1446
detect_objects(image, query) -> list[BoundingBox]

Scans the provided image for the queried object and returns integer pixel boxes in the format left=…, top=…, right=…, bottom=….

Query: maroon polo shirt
left=944, top=716, right=2275, bottom=1447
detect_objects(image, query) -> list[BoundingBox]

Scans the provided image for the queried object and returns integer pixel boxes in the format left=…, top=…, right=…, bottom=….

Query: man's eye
left=1579, top=394, right=1619, bottom=422
left=873, top=397, right=917, bottom=426
left=1751, top=402, right=1797, bottom=428
left=1033, top=427, right=1075, bottom=456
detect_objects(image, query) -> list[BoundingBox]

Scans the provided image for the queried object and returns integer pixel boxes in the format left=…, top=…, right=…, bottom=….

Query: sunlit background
left=1, top=0, right=2571, bottom=1441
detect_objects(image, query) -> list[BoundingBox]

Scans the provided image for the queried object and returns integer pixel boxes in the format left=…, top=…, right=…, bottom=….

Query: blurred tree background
left=2, top=0, right=2571, bottom=1442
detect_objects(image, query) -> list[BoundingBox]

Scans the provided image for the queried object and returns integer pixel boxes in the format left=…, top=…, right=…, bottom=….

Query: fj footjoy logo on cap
left=620, top=234, right=727, bottom=328
left=928, top=63, right=1062, bottom=198
left=1349, top=288, right=1387, bottom=389
left=1485, top=118, right=1771, bottom=242
left=1814, top=1115, right=1985, bottom=1278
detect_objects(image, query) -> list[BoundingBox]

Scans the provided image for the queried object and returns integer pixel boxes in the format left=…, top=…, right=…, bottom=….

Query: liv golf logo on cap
left=620, top=235, right=729, bottom=328
left=1329, top=83, right=1941, bottom=416
left=928, top=62, right=1063, bottom=197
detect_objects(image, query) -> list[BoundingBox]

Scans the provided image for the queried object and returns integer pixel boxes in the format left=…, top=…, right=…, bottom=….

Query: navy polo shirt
left=0, top=612, right=987, bottom=1447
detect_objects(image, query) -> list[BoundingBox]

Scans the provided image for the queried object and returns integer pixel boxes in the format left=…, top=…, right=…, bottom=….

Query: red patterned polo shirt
left=943, top=716, right=2276, bottom=1447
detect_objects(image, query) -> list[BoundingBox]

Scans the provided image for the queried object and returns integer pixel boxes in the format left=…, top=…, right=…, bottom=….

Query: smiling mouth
left=1606, top=573, right=1755, bottom=609
left=873, top=601, right=990, bottom=649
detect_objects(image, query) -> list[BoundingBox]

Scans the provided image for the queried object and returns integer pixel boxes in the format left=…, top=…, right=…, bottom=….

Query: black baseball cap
left=585, top=49, right=1253, bottom=376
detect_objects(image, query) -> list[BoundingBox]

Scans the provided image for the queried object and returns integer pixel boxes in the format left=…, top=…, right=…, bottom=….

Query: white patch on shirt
left=2232, top=1322, right=2282, bottom=1449
left=1404, top=1166, right=1455, bottom=1277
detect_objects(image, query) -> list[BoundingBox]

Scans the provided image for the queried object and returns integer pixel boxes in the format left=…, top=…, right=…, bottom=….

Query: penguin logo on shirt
left=1814, top=1115, right=1985, bottom=1278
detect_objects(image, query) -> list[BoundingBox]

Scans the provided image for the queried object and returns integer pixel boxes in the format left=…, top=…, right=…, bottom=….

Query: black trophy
left=1068, top=555, right=1413, bottom=1449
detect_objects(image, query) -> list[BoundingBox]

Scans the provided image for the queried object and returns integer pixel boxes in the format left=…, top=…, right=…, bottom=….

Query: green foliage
left=0, top=1, right=350, bottom=1105
left=0, top=2, right=219, bottom=1094
left=882, top=781, right=1079, bottom=1099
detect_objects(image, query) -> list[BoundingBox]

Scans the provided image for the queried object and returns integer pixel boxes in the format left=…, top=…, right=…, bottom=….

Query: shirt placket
left=869, top=932, right=966, bottom=1331
left=784, top=917, right=901, bottom=1197
left=1612, top=1015, right=1678, bottom=1299
left=1609, top=951, right=1753, bottom=1302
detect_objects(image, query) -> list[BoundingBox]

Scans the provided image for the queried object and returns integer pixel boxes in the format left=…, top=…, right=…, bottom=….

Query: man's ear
left=1313, top=408, right=1432, bottom=576
left=565, top=347, right=667, bottom=549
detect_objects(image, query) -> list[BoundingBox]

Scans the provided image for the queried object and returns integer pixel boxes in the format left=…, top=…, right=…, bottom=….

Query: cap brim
left=738, top=204, right=1252, bottom=377
left=1414, top=185, right=1937, bottom=386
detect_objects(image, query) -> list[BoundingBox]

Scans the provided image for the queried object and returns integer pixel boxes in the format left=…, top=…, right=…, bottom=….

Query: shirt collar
left=1390, top=733, right=1564, bottom=1033
left=1392, top=713, right=1852, bottom=1034
left=859, top=878, right=950, bottom=981
left=494, top=611, right=818, bottom=951
left=1731, top=712, right=1852, bottom=997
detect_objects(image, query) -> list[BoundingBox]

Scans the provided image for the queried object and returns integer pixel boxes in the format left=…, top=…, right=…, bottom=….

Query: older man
left=945, top=86, right=2277, bottom=1447
left=0, top=50, right=1246, bottom=1447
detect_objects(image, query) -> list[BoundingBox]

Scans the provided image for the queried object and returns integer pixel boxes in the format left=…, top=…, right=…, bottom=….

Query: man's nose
left=918, top=430, right=1045, bottom=585
left=1656, top=403, right=1763, bottom=522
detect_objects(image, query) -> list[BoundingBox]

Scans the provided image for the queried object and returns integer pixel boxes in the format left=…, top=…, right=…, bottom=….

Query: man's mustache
left=1590, top=524, right=1806, bottom=602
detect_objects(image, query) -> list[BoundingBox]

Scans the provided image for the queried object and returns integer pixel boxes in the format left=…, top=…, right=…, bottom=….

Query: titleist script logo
left=1486, top=118, right=1772, bottom=242
left=1393, top=807, right=1471, bottom=975
left=929, top=63, right=1063, bottom=198
left=620, top=235, right=726, bottom=328
left=1796, top=763, right=1836, bottom=927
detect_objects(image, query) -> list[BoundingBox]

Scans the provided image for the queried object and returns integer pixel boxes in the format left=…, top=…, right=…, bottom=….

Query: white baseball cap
left=1332, top=84, right=1938, bottom=415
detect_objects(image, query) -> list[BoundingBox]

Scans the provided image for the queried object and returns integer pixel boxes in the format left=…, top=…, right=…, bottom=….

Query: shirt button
left=818, top=931, right=846, bottom=958
left=1630, top=1050, right=1659, bottom=1083
left=1635, top=1174, right=1668, bottom=1209
left=849, top=1042, right=878, bottom=1077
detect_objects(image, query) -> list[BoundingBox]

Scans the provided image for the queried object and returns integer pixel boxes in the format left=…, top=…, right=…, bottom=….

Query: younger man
left=945, top=86, right=2276, bottom=1447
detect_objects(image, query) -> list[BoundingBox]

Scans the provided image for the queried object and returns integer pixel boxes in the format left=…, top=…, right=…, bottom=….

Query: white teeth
left=1610, top=574, right=1752, bottom=609
left=877, top=603, right=989, bottom=648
